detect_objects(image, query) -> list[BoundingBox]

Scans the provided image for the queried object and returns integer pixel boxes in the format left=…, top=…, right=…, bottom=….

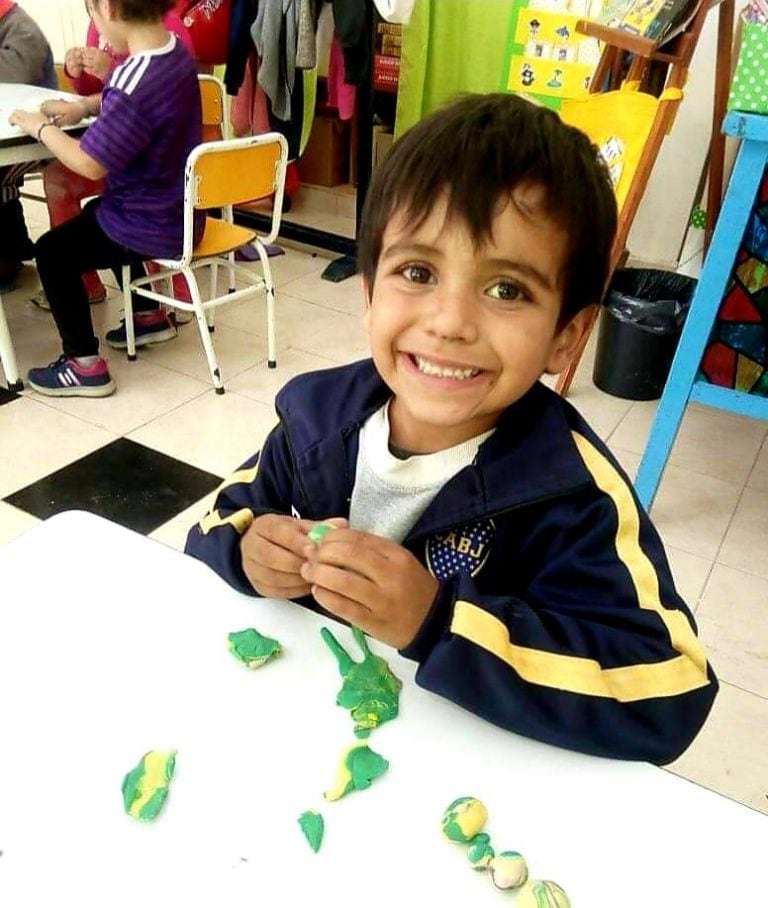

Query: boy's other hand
left=82, top=47, right=111, bottom=82
left=64, top=46, right=85, bottom=78
left=240, top=515, right=347, bottom=600
left=39, top=99, right=86, bottom=126
left=301, top=529, right=439, bottom=650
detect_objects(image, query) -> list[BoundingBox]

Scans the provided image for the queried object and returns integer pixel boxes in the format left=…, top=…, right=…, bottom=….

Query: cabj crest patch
left=426, top=520, right=494, bottom=581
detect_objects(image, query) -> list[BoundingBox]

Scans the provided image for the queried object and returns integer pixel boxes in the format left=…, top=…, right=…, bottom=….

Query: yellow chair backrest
left=54, top=63, right=75, bottom=93
left=193, top=140, right=284, bottom=209
left=199, top=77, right=224, bottom=130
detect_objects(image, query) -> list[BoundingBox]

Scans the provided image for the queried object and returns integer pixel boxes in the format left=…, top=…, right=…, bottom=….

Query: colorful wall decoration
left=700, top=169, right=768, bottom=397
left=504, top=0, right=606, bottom=108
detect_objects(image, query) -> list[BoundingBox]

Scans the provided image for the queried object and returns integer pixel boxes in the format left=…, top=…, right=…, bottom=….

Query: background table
left=0, top=82, right=90, bottom=165
left=0, top=512, right=764, bottom=907
left=0, top=83, right=92, bottom=389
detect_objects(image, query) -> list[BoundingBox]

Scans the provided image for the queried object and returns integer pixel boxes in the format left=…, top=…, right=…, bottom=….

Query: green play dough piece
left=321, top=625, right=402, bottom=737
left=324, top=742, right=390, bottom=801
left=227, top=628, right=282, bottom=668
left=441, top=796, right=488, bottom=844
left=122, top=750, right=176, bottom=821
left=308, top=522, right=335, bottom=545
left=298, top=810, right=325, bottom=853
left=467, top=832, right=495, bottom=871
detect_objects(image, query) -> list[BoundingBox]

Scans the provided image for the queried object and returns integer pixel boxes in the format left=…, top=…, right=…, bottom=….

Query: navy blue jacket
left=186, top=360, right=717, bottom=764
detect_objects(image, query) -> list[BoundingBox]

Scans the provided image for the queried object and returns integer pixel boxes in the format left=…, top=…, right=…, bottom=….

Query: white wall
left=617, top=12, right=738, bottom=268
left=17, top=0, right=90, bottom=62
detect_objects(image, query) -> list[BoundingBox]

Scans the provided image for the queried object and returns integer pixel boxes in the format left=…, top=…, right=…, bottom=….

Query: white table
left=0, top=512, right=764, bottom=907
left=1, top=83, right=91, bottom=390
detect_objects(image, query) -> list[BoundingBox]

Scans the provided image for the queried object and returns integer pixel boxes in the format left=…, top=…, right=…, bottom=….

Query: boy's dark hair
left=359, top=93, right=618, bottom=326
left=108, top=0, right=174, bottom=22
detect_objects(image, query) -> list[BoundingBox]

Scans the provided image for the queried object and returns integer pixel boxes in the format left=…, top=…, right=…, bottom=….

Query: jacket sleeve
left=402, top=481, right=718, bottom=766
left=184, top=423, right=296, bottom=595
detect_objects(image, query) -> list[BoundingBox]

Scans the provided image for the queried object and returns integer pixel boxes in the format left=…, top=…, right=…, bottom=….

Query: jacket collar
left=277, top=359, right=592, bottom=531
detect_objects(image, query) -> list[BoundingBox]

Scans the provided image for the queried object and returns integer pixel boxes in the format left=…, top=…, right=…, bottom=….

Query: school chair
left=634, top=111, right=768, bottom=508
left=120, top=131, right=289, bottom=394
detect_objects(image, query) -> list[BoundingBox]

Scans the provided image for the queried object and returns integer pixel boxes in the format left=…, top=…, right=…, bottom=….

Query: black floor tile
left=4, top=438, right=222, bottom=534
left=0, top=385, right=19, bottom=406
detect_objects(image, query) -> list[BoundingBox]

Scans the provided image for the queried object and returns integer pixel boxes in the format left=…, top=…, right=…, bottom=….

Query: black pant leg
left=35, top=200, right=133, bottom=358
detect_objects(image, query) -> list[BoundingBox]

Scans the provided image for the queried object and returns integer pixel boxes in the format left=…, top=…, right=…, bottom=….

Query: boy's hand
left=82, top=47, right=111, bottom=82
left=38, top=99, right=86, bottom=126
left=64, top=46, right=85, bottom=78
left=301, top=529, right=439, bottom=650
left=240, top=515, right=348, bottom=600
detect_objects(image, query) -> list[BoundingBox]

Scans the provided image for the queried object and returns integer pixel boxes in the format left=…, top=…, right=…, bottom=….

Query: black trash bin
left=593, top=268, right=696, bottom=400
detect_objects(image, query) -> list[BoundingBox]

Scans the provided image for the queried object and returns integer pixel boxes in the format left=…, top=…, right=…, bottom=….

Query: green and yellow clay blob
left=298, top=810, right=325, bottom=853
left=122, top=750, right=177, bottom=821
left=227, top=628, right=282, bottom=668
left=441, top=796, right=488, bottom=844
left=324, top=741, right=390, bottom=801
left=321, top=625, right=402, bottom=738
left=488, top=850, right=529, bottom=890
left=467, top=832, right=495, bottom=871
left=517, top=879, right=571, bottom=908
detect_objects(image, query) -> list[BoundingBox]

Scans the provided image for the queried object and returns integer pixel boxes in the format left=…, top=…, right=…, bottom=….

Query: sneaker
left=105, top=309, right=178, bottom=349
left=27, top=354, right=116, bottom=397
left=32, top=287, right=108, bottom=310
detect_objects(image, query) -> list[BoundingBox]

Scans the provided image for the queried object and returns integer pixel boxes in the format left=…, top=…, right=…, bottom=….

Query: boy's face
left=364, top=185, right=590, bottom=453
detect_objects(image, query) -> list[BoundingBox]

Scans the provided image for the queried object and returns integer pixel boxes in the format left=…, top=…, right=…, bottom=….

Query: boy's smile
left=365, top=186, right=590, bottom=454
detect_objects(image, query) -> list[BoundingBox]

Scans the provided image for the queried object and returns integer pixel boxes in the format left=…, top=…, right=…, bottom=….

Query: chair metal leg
left=256, top=242, right=277, bottom=368
left=0, top=295, right=23, bottom=390
left=208, top=262, right=217, bottom=332
left=122, top=264, right=137, bottom=361
left=182, top=267, right=225, bottom=393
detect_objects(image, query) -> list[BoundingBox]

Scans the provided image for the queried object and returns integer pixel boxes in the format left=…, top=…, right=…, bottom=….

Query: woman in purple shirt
left=9, top=0, right=202, bottom=398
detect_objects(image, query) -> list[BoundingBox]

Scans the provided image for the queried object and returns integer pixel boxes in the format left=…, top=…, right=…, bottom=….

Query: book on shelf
left=595, top=0, right=703, bottom=45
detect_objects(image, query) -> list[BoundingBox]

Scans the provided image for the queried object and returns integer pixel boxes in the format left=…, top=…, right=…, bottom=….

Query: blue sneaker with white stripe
left=27, top=355, right=116, bottom=397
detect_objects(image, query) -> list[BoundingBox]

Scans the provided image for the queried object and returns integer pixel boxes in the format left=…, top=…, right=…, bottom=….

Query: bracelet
left=36, top=121, right=53, bottom=142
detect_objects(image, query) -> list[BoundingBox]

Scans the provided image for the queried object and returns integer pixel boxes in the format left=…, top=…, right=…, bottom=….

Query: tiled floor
left=1, top=194, right=767, bottom=817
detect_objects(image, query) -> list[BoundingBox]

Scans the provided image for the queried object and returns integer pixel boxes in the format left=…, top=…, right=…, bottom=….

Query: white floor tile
left=717, top=489, right=768, bottom=581
left=645, top=463, right=742, bottom=561
left=25, top=357, right=210, bottom=436
left=668, top=681, right=768, bottom=815
left=665, top=546, right=713, bottom=612
left=696, top=564, right=768, bottom=698
left=128, top=389, right=277, bottom=477
left=748, top=436, right=768, bottom=493
left=609, top=401, right=768, bottom=487
left=0, top=397, right=116, bottom=498
left=228, top=347, right=339, bottom=405
left=0, top=502, right=41, bottom=545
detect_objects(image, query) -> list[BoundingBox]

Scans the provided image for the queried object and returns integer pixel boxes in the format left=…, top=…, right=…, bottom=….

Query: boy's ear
left=544, top=305, right=596, bottom=375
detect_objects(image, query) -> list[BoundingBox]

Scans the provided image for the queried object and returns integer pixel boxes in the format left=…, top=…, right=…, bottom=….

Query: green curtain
left=395, top=0, right=516, bottom=136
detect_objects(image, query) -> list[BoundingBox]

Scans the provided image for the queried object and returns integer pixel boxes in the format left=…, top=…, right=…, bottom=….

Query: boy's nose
left=425, top=289, right=478, bottom=343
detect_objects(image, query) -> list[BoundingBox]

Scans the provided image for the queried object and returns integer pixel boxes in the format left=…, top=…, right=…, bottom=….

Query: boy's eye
left=487, top=280, right=526, bottom=302
left=400, top=264, right=433, bottom=284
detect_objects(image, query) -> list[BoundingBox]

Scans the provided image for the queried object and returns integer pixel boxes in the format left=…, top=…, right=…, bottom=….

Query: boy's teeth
left=414, top=356, right=480, bottom=380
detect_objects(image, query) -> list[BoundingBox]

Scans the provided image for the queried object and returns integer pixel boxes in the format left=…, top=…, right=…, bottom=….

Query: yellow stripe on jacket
left=449, top=432, right=710, bottom=702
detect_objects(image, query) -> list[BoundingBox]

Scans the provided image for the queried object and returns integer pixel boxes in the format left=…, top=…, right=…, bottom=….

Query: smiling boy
left=186, top=93, right=717, bottom=764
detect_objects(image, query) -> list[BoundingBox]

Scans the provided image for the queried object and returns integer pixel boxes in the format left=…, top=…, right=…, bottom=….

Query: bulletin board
left=504, top=0, right=606, bottom=108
